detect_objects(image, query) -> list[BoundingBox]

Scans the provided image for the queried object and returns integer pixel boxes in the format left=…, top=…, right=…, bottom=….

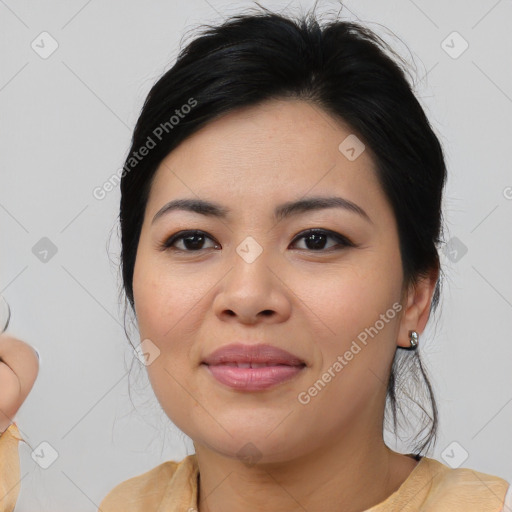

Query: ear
left=397, top=266, right=439, bottom=348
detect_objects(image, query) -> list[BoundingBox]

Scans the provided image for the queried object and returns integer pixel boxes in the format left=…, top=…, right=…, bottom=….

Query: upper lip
left=202, top=343, right=305, bottom=366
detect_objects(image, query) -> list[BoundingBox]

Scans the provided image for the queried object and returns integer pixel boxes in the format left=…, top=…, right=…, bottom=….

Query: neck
left=194, top=418, right=416, bottom=512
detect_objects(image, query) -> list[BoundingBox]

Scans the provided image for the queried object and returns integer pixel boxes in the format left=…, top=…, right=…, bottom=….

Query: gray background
left=1, top=0, right=511, bottom=510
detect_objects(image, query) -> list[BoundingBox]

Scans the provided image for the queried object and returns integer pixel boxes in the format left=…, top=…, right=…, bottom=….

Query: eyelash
left=159, top=228, right=355, bottom=254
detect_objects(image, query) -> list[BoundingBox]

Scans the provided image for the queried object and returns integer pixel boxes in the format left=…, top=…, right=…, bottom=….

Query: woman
left=2, top=7, right=511, bottom=511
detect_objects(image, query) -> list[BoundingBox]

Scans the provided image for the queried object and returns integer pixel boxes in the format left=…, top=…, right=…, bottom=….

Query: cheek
left=300, top=256, right=402, bottom=342
left=133, top=255, right=207, bottom=340
left=145, top=359, right=198, bottom=440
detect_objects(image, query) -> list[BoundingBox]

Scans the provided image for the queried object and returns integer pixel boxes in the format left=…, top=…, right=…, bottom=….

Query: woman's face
left=132, top=99, right=412, bottom=463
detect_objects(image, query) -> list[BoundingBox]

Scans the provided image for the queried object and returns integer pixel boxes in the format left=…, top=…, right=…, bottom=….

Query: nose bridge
left=227, top=233, right=273, bottom=292
left=235, top=234, right=267, bottom=266
left=213, top=232, right=282, bottom=317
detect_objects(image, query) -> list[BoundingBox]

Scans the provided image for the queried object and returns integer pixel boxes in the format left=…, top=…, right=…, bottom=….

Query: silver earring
left=409, top=330, right=419, bottom=349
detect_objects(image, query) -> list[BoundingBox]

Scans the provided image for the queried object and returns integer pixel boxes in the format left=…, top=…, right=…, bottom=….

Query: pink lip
left=202, top=343, right=306, bottom=391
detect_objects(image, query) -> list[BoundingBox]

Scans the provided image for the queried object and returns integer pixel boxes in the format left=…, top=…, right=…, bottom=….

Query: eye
left=160, top=230, right=219, bottom=252
left=160, top=228, right=353, bottom=253
left=289, top=228, right=354, bottom=252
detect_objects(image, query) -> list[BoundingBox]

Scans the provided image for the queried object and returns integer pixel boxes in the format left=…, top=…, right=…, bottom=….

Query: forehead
left=147, top=99, right=389, bottom=223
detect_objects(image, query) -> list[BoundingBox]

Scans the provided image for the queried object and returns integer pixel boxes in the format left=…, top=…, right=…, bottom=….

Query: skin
left=132, top=98, right=438, bottom=512
left=0, top=335, right=39, bottom=433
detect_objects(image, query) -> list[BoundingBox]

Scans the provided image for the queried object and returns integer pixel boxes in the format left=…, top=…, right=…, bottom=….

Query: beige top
left=1, top=422, right=510, bottom=511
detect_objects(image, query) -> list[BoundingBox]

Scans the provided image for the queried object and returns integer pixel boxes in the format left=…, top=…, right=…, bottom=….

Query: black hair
left=118, top=6, right=446, bottom=456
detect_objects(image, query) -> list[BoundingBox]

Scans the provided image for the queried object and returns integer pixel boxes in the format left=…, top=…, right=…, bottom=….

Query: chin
left=192, top=425, right=307, bottom=465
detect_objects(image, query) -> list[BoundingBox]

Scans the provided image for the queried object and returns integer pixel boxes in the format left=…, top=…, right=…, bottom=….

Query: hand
left=0, top=335, right=39, bottom=433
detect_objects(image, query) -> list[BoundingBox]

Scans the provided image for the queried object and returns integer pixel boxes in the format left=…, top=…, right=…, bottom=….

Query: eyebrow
left=151, top=195, right=372, bottom=225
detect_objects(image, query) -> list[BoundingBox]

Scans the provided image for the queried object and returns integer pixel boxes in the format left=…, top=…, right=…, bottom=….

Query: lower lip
left=204, top=364, right=305, bottom=391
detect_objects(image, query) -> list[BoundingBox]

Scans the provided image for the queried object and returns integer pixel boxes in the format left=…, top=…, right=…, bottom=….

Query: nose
left=212, top=246, right=292, bottom=325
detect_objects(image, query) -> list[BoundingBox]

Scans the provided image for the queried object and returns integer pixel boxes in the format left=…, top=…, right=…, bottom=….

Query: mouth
left=201, top=343, right=306, bottom=391
left=211, top=362, right=299, bottom=368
